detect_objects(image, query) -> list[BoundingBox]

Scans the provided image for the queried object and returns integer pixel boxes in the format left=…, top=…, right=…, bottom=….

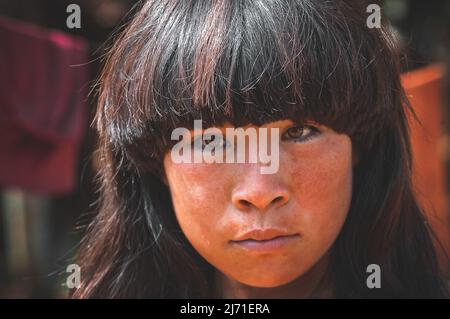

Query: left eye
left=192, top=134, right=231, bottom=151
left=282, top=125, right=318, bottom=142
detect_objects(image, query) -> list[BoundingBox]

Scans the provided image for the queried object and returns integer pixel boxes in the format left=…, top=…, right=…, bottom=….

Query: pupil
left=290, top=127, right=303, bottom=137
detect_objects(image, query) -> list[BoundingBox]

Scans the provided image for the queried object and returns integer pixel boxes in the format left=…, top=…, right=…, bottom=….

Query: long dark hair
left=72, top=0, right=447, bottom=298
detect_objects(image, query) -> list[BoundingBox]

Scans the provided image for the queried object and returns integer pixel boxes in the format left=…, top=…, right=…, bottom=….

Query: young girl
left=72, top=0, right=448, bottom=298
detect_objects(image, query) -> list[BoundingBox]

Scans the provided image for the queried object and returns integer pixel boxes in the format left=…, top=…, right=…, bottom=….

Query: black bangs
left=96, top=0, right=404, bottom=172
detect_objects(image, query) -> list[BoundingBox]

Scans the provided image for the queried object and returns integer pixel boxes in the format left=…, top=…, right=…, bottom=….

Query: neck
left=214, top=254, right=334, bottom=299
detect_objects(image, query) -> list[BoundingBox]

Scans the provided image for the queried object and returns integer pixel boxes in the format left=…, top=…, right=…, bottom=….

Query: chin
left=237, top=271, right=303, bottom=288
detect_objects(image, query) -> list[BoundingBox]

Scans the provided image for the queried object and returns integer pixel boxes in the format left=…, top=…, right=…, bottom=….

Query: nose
left=231, top=171, right=290, bottom=212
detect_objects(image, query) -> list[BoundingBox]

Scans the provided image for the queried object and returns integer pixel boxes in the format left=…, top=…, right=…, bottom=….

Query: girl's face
left=163, top=120, right=354, bottom=287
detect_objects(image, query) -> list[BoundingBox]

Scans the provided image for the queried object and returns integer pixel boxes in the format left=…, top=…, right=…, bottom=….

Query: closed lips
left=231, top=228, right=299, bottom=242
left=234, top=234, right=299, bottom=243
left=230, top=232, right=300, bottom=253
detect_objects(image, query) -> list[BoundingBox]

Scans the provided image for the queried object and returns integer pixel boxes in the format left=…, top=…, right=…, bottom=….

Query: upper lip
left=232, top=228, right=299, bottom=242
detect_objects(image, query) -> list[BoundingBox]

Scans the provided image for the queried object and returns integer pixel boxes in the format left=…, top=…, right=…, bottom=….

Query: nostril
left=272, top=196, right=285, bottom=205
left=234, top=194, right=289, bottom=211
left=231, top=184, right=290, bottom=211
left=238, top=199, right=252, bottom=208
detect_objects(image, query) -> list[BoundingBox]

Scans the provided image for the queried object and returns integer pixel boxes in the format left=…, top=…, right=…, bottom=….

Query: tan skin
left=163, top=120, right=356, bottom=298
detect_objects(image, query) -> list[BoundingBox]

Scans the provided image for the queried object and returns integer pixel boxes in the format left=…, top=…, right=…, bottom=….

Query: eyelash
left=281, top=125, right=320, bottom=142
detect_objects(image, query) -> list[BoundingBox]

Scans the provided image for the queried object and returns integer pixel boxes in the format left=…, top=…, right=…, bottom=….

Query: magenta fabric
left=0, top=17, right=90, bottom=194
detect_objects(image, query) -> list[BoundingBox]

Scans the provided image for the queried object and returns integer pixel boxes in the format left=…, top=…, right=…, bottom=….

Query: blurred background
left=0, top=0, right=449, bottom=298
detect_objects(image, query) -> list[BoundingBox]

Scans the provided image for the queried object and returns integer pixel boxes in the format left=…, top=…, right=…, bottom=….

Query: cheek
left=287, top=134, right=353, bottom=246
left=162, top=157, right=232, bottom=250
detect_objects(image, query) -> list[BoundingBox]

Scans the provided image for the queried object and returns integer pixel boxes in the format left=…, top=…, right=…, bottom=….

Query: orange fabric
left=402, top=64, right=450, bottom=273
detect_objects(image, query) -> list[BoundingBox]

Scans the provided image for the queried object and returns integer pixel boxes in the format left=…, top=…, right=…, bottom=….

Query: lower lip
left=231, top=234, right=300, bottom=253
